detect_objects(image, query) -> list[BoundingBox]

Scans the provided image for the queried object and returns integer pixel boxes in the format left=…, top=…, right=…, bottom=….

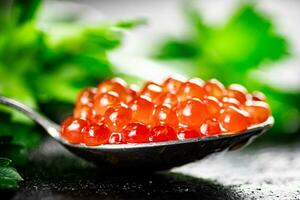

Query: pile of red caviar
left=60, top=77, right=271, bottom=145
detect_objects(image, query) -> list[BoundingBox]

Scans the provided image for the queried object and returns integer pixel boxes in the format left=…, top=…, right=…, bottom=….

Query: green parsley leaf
left=0, top=157, right=23, bottom=189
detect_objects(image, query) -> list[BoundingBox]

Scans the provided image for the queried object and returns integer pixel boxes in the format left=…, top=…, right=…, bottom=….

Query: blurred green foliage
left=0, top=0, right=140, bottom=189
left=0, top=112, right=38, bottom=189
left=0, top=0, right=126, bottom=108
left=154, top=3, right=300, bottom=137
left=0, top=157, right=23, bottom=189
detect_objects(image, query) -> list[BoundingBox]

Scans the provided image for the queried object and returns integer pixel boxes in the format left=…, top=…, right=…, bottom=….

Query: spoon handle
left=0, top=96, right=60, bottom=139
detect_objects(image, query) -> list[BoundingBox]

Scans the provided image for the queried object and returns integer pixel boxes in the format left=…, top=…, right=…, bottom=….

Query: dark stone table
left=6, top=137, right=300, bottom=200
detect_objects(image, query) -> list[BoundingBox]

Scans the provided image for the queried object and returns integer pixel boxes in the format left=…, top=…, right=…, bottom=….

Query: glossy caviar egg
left=122, top=123, right=152, bottom=143
left=177, top=98, right=209, bottom=128
left=221, top=97, right=241, bottom=108
left=153, top=104, right=179, bottom=127
left=203, top=96, right=222, bottom=118
left=203, top=79, right=226, bottom=99
left=218, top=106, right=249, bottom=133
left=140, top=82, right=163, bottom=101
left=97, top=78, right=130, bottom=101
left=74, top=105, right=96, bottom=119
left=126, top=86, right=138, bottom=103
left=151, top=125, right=178, bottom=142
left=104, top=104, right=132, bottom=132
left=76, top=87, right=97, bottom=107
left=177, top=81, right=207, bottom=101
left=177, top=128, right=202, bottom=140
left=227, top=84, right=248, bottom=104
left=162, top=77, right=184, bottom=94
left=155, top=93, right=178, bottom=106
left=82, top=124, right=111, bottom=146
left=129, top=96, right=155, bottom=125
left=200, top=118, right=222, bottom=136
left=94, top=91, right=120, bottom=116
left=61, top=117, right=87, bottom=144
left=61, top=77, right=271, bottom=144
left=243, top=101, right=270, bottom=125
left=90, top=114, right=104, bottom=125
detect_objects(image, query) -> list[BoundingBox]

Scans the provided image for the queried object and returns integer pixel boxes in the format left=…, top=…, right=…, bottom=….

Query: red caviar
left=177, top=98, right=208, bottom=128
left=122, top=123, right=151, bottom=143
left=82, top=124, right=111, bottom=146
left=153, top=105, right=178, bottom=127
left=177, top=128, right=202, bottom=140
left=177, top=81, right=206, bottom=101
left=151, top=125, right=177, bottom=142
left=60, top=77, right=271, bottom=145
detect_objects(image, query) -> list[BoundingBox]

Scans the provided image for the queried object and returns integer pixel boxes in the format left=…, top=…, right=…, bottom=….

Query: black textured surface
left=5, top=137, right=300, bottom=200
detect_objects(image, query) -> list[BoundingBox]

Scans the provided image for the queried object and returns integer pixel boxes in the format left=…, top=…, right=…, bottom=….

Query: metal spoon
left=0, top=96, right=273, bottom=171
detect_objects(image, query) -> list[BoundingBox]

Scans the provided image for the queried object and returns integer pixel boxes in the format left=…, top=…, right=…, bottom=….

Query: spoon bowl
left=0, top=96, right=273, bottom=171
